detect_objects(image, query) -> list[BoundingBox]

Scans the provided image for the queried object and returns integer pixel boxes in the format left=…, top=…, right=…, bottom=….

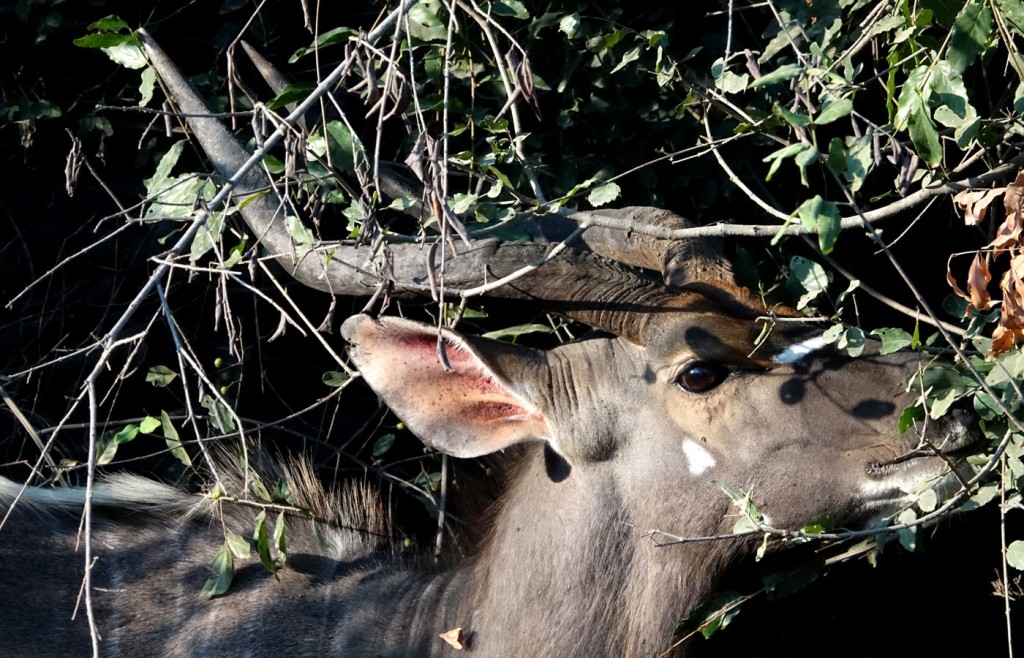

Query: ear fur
left=342, top=315, right=554, bottom=458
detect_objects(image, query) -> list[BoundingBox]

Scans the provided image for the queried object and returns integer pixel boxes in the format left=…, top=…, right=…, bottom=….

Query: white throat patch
left=772, top=333, right=833, bottom=364
left=682, top=439, right=716, bottom=476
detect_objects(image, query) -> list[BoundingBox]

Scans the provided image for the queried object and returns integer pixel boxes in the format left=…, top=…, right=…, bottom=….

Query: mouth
left=865, top=410, right=982, bottom=479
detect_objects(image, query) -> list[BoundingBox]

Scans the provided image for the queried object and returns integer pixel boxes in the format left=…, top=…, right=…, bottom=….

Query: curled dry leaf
left=993, top=172, right=1024, bottom=253
left=438, top=627, right=465, bottom=650
left=999, top=253, right=1024, bottom=329
left=952, top=187, right=1006, bottom=225
left=949, top=169, right=1024, bottom=357
left=1005, top=171, right=1024, bottom=217
left=966, top=252, right=992, bottom=311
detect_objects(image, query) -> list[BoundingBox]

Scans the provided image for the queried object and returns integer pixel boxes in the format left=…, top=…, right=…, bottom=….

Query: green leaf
left=898, top=404, right=926, bottom=433
left=893, top=65, right=925, bottom=131
left=372, top=433, right=396, bottom=458
left=943, top=294, right=971, bottom=319
left=674, top=591, right=745, bottom=640
left=160, top=411, right=192, bottom=468
left=250, top=478, right=272, bottom=503
left=985, top=350, right=1024, bottom=386
left=917, top=487, right=938, bottom=512
left=755, top=532, right=770, bottom=561
left=73, top=33, right=133, bottom=50
left=479, top=115, right=509, bottom=133
left=822, top=323, right=845, bottom=345
left=145, top=141, right=185, bottom=193
left=826, top=138, right=846, bottom=175
left=587, top=182, right=621, bottom=207
left=202, top=543, right=234, bottom=598
left=558, top=13, right=581, bottom=38
left=322, top=371, right=351, bottom=387
left=106, top=40, right=148, bottom=69
left=864, top=13, right=909, bottom=39
left=713, top=480, right=764, bottom=532
left=190, top=211, right=225, bottom=262
left=907, top=103, right=942, bottom=167
left=450, top=193, right=478, bottom=215
left=962, top=483, right=999, bottom=511
left=897, top=508, right=918, bottom=551
left=491, top=0, right=529, bottom=19
left=325, top=120, right=362, bottom=172
left=143, top=141, right=216, bottom=222
left=226, top=531, right=252, bottom=559
left=1008, top=540, right=1024, bottom=571
left=611, top=46, right=641, bottom=74
left=273, top=512, right=288, bottom=566
left=749, top=63, right=803, bottom=88
left=271, top=479, right=294, bottom=506
left=947, top=2, right=994, bottom=74
left=763, top=143, right=807, bottom=181
left=88, top=15, right=131, bottom=32
left=920, top=365, right=976, bottom=419
left=839, top=326, right=866, bottom=357
left=201, top=394, right=235, bottom=433
left=115, top=424, right=141, bottom=444
left=96, top=429, right=127, bottom=466
left=289, top=27, right=359, bottom=62
left=711, top=57, right=749, bottom=93
left=794, top=196, right=841, bottom=254
left=814, top=98, right=852, bottom=125
left=994, top=0, right=1024, bottom=34
left=138, top=66, right=156, bottom=107
left=139, top=416, right=161, bottom=434
left=870, top=327, right=914, bottom=354
left=842, top=134, right=873, bottom=192
left=266, top=82, right=316, bottom=110
left=253, top=510, right=277, bottom=575
left=407, top=3, right=448, bottom=42
left=974, top=390, right=1002, bottom=421
left=789, top=255, right=830, bottom=310
left=284, top=215, right=314, bottom=248
left=481, top=323, right=554, bottom=341
left=146, top=365, right=178, bottom=387
left=773, top=104, right=811, bottom=127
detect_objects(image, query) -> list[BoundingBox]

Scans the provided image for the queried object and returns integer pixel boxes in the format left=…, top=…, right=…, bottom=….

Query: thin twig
left=1001, top=452, right=1017, bottom=658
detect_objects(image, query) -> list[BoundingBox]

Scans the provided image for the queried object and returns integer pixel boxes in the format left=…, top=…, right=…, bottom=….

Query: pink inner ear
left=403, top=335, right=534, bottom=420
left=352, top=321, right=551, bottom=458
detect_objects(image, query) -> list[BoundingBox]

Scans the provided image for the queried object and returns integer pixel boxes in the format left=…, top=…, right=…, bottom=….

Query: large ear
left=341, top=314, right=555, bottom=458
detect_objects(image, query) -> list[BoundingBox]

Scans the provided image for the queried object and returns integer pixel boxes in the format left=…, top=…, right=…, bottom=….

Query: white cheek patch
left=772, top=333, right=834, bottom=364
left=682, top=439, right=717, bottom=476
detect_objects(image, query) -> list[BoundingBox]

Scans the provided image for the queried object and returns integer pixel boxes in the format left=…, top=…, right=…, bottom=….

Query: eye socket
left=675, top=362, right=729, bottom=394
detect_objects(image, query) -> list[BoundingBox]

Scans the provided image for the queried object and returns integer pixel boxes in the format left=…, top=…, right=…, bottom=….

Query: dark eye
left=675, top=362, right=729, bottom=393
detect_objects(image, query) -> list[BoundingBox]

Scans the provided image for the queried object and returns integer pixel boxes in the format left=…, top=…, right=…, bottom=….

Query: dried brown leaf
left=1003, top=171, right=1024, bottom=221
left=991, top=207, right=1024, bottom=255
left=1002, top=254, right=1024, bottom=323
left=989, top=254, right=1024, bottom=357
left=947, top=254, right=980, bottom=314
left=953, top=187, right=1006, bottom=226
left=988, top=171, right=1024, bottom=253
left=439, top=627, right=465, bottom=650
left=990, top=324, right=1021, bottom=358
left=966, top=252, right=992, bottom=311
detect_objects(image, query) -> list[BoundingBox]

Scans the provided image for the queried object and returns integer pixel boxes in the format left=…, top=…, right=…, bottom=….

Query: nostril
left=946, top=400, right=978, bottom=427
left=950, top=407, right=976, bottom=425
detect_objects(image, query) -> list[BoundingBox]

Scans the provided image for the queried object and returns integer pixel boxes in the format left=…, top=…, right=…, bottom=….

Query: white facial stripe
left=772, top=333, right=833, bottom=364
left=682, top=439, right=716, bottom=476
